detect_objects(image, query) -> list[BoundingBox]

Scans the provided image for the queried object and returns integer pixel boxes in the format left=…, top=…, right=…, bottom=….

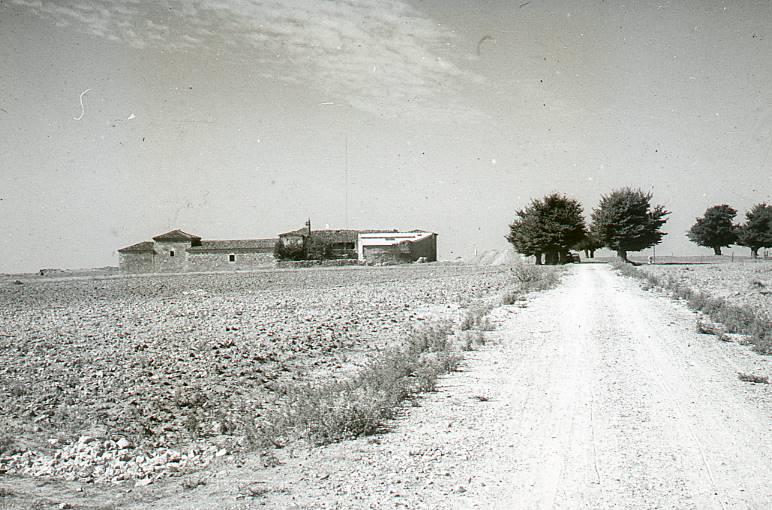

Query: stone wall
left=186, top=251, right=274, bottom=271
left=153, top=241, right=191, bottom=273
left=119, top=252, right=154, bottom=273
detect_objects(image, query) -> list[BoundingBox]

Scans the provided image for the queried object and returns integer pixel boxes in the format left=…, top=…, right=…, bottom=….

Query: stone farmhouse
left=119, top=222, right=437, bottom=273
left=278, top=220, right=438, bottom=264
left=118, top=230, right=276, bottom=273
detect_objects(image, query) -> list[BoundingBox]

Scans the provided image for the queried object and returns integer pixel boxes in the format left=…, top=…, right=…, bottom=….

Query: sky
left=1, top=0, right=771, bottom=272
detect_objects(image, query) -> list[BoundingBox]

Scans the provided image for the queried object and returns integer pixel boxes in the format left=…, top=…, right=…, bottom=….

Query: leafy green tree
left=737, top=203, right=772, bottom=258
left=687, top=204, right=738, bottom=255
left=591, top=188, right=669, bottom=262
left=507, top=193, right=587, bottom=265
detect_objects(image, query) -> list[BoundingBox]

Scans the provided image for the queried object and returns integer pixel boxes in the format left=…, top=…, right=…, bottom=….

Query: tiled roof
left=118, top=241, right=155, bottom=253
left=152, top=229, right=202, bottom=242
left=187, top=239, right=277, bottom=252
left=279, top=227, right=310, bottom=237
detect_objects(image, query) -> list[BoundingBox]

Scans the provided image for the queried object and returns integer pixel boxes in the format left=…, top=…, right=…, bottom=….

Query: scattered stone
left=0, top=265, right=513, bottom=485
left=116, top=438, right=132, bottom=450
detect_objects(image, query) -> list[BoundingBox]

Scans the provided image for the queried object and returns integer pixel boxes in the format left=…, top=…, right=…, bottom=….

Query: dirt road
left=6, top=264, right=769, bottom=509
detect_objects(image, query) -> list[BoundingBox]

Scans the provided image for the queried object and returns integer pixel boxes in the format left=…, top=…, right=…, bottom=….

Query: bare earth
left=3, top=264, right=770, bottom=509
left=124, top=264, right=771, bottom=509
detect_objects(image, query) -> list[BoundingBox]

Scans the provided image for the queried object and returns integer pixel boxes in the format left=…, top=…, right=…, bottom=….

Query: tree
left=273, top=240, right=306, bottom=260
left=572, top=230, right=603, bottom=258
left=686, top=204, right=738, bottom=255
left=737, top=203, right=772, bottom=258
left=591, top=188, right=669, bottom=262
left=507, top=193, right=587, bottom=265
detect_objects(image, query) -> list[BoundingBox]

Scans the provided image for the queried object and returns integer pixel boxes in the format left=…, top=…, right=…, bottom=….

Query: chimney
left=305, top=218, right=311, bottom=236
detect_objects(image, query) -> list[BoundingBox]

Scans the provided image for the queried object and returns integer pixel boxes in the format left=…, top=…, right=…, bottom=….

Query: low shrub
left=612, top=263, right=772, bottom=355
left=501, top=290, right=521, bottom=305
left=273, top=240, right=306, bottom=261
left=257, top=321, right=462, bottom=445
left=237, top=263, right=564, bottom=449
left=459, top=330, right=486, bottom=351
left=511, top=263, right=561, bottom=292
left=460, top=305, right=494, bottom=331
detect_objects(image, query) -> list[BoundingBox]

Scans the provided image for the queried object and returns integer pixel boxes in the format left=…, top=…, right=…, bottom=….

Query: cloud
left=11, top=0, right=482, bottom=119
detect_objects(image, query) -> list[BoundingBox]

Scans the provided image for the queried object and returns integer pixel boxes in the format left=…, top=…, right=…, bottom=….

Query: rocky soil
left=25, top=264, right=762, bottom=510
left=0, top=264, right=513, bottom=486
left=636, top=260, right=772, bottom=316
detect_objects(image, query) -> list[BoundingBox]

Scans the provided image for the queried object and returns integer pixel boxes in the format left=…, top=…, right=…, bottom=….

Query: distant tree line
left=687, top=203, right=772, bottom=257
left=507, top=188, right=772, bottom=264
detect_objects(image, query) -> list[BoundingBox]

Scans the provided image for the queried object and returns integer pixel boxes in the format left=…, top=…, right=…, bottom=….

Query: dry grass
left=696, top=321, right=723, bottom=336
left=738, top=373, right=769, bottom=384
left=253, top=321, right=463, bottom=446
left=611, top=260, right=772, bottom=354
left=460, top=305, right=495, bottom=331
left=459, top=330, right=486, bottom=351
left=238, top=262, right=563, bottom=448
left=511, top=263, right=561, bottom=292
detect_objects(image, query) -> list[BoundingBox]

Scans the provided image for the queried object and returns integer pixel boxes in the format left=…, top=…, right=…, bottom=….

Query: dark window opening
left=170, top=250, right=175, bottom=257
left=229, top=254, right=236, bottom=262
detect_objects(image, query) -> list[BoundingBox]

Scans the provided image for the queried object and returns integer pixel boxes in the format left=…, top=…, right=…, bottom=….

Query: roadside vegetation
left=610, top=260, right=771, bottom=354
left=249, top=262, right=561, bottom=449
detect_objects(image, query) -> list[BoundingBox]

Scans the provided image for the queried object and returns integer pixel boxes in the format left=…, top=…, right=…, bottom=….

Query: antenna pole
left=345, top=134, right=349, bottom=229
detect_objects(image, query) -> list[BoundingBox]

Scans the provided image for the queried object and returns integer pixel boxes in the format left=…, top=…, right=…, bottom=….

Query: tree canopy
left=591, top=188, right=669, bottom=261
left=737, top=203, right=772, bottom=258
left=507, top=193, right=586, bottom=264
left=687, top=204, right=738, bottom=255
left=572, top=229, right=603, bottom=258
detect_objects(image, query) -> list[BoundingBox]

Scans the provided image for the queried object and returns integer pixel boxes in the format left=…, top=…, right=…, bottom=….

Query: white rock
left=135, top=478, right=153, bottom=487
left=116, top=438, right=132, bottom=450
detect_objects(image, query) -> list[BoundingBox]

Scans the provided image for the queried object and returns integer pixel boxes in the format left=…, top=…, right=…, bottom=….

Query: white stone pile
left=1, top=435, right=221, bottom=485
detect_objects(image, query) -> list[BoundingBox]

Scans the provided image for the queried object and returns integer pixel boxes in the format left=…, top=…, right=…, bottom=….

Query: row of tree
left=687, top=203, right=772, bottom=257
left=507, top=187, right=772, bottom=264
left=507, top=188, right=668, bottom=264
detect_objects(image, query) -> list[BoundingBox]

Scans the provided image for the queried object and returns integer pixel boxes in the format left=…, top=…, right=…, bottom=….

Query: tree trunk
left=589, top=249, right=595, bottom=258
left=534, top=252, right=543, bottom=265
left=713, top=246, right=722, bottom=256
left=544, top=251, right=558, bottom=265
left=616, top=249, right=628, bottom=262
left=583, top=249, right=589, bottom=258
left=751, top=247, right=759, bottom=259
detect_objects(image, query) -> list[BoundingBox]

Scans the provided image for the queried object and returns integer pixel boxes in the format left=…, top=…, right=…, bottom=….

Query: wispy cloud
left=12, top=0, right=482, bottom=119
